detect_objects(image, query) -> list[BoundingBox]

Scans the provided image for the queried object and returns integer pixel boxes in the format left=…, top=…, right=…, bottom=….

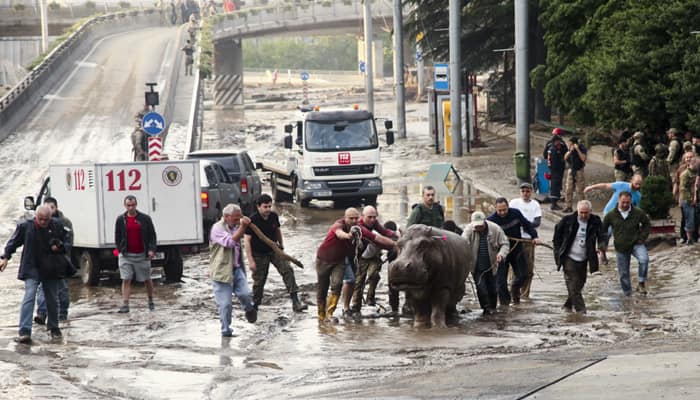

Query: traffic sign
left=300, top=71, right=309, bottom=81
left=142, top=112, right=165, bottom=136
left=148, top=136, right=163, bottom=161
left=359, top=60, right=366, bottom=73
left=434, top=62, right=449, bottom=91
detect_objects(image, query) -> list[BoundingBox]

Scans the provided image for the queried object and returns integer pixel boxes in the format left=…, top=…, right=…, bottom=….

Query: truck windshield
left=305, top=119, right=378, bottom=151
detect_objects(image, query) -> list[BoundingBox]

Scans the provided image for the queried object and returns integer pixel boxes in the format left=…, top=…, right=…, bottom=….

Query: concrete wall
left=0, top=9, right=161, bottom=140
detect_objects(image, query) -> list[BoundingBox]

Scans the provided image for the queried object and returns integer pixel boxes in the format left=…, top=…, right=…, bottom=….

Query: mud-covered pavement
left=1, top=73, right=700, bottom=399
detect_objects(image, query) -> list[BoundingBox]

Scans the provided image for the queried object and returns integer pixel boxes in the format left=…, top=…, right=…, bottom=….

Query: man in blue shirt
left=487, top=198, right=539, bottom=306
left=584, top=174, right=643, bottom=215
left=584, top=174, right=643, bottom=263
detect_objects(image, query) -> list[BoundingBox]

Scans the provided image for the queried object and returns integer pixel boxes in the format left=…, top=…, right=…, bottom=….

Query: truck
left=262, top=106, right=394, bottom=207
left=24, top=160, right=204, bottom=285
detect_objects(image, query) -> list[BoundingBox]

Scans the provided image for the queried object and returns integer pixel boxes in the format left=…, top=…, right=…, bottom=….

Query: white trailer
left=25, top=160, right=203, bottom=285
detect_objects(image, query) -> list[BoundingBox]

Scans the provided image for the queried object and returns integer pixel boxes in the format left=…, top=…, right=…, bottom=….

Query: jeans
left=343, top=256, right=356, bottom=284
left=20, top=278, right=60, bottom=335
left=615, top=244, right=649, bottom=295
left=681, top=201, right=696, bottom=233
left=36, top=279, right=70, bottom=319
left=496, top=245, right=527, bottom=305
left=212, top=268, right=254, bottom=335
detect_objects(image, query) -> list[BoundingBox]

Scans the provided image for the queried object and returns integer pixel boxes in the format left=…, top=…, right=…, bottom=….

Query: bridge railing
left=0, top=9, right=161, bottom=140
left=212, top=0, right=394, bottom=40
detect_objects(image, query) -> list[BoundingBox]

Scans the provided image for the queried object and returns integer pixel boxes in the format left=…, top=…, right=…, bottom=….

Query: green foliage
left=243, top=36, right=358, bottom=71
left=118, top=1, right=130, bottom=8
left=321, top=0, right=332, bottom=7
left=199, top=19, right=214, bottom=79
left=639, top=175, right=674, bottom=219
left=12, top=2, right=26, bottom=12
left=538, top=1, right=700, bottom=138
left=84, top=1, right=96, bottom=9
left=48, top=2, right=61, bottom=10
left=26, top=17, right=91, bottom=71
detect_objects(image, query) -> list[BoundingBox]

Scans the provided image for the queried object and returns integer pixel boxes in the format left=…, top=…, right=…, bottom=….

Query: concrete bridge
left=210, top=0, right=399, bottom=107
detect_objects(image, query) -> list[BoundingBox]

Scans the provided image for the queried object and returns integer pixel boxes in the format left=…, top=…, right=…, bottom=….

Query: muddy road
left=1, top=73, right=699, bottom=399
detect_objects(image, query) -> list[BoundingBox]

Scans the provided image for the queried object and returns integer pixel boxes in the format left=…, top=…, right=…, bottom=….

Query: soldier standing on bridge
left=182, top=40, right=194, bottom=76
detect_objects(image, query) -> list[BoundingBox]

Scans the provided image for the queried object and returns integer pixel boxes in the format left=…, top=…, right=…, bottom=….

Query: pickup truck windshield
left=305, top=119, right=378, bottom=151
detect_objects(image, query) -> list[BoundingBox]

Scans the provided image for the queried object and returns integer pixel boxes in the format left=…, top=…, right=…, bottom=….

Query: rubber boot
left=326, top=293, right=340, bottom=320
left=317, top=301, right=327, bottom=322
left=291, top=292, right=308, bottom=312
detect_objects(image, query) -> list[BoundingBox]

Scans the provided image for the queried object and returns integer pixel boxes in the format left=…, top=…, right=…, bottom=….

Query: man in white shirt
left=509, top=182, right=542, bottom=299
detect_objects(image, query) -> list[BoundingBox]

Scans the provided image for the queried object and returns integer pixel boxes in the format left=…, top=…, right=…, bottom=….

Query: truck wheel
left=292, top=187, right=310, bottom=208
left=79, top=250, right=100, bottom=286
left=271, top=174, right=291, bottom=202
left=164, top=247, right=183, bottom=283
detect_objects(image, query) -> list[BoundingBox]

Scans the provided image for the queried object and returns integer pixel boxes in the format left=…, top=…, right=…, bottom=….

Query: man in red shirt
left=114, top=195, right=157, bottom=313
left=316, top=207, right=396, bottom=322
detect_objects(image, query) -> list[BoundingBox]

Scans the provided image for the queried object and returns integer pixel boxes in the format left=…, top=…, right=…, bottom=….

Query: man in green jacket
left=602, top=191, right=651, bottom=296
left=407, top=186, right=444, bottom=228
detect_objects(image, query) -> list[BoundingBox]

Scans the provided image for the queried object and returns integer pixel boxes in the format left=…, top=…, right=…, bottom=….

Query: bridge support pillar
left=357, top=39, right=384, bottom=81
left=213, top=39, right=243, bottom=108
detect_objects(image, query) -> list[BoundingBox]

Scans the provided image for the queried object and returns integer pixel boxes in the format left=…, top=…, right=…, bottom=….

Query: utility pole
left=38, top=0, right=48, bottom=53
left=363, top=0, right=374, bottom=114
left=393, top=0, right=406, bottom=138
left=449, top=0, right=462, bottom=156
left=515, top=0, right=530, bottom=179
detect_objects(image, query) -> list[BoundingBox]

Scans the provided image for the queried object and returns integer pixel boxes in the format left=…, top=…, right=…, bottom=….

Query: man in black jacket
left=553, top=200, right=606, bottom=313
left=0, top=206, right=70, bottom=343
left=114, top=195, right=157, bottom=313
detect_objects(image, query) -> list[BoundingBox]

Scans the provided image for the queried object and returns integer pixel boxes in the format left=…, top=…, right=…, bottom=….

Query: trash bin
left=534, top=157, right=550, bottom=195
left=513, top=152, right=530, bottom=181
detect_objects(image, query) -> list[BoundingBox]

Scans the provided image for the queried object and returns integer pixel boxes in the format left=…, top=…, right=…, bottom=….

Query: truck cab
left=264, top=106, right=394, bottom=207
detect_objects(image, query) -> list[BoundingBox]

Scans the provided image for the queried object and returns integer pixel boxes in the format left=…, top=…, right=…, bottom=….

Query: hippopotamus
left=389, top=224, right=472, bottom=328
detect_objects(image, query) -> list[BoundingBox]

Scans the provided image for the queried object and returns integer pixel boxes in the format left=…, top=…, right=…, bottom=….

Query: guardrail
left=212, top=0, right=395, bottom=40
left=0, top=9, right=161, bottom=140
left=185, top=23, right=203, bottom=154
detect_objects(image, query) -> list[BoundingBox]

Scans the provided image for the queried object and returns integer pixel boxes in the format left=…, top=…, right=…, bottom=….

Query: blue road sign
left=359, top=60, right=366, bottom=73
left=300, top=71, right=309, bottom=81
left=142, top=111, right=165, bottom=136
left=434, top=62, right=449, bottom=91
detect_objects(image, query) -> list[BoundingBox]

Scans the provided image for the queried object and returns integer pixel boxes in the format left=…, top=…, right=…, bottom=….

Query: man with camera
left=0, top=206, right=72, bottom=343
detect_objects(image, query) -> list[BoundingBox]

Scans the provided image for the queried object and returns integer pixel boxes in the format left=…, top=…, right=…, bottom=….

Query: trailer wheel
left=163, top=247, right=183, bottom=283
left=79, top=250, right=100, bottom=286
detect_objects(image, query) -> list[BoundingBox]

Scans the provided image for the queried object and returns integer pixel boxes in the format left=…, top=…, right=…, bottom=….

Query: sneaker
left=562, top=304, right=573, bottom=312
left=14, top=334, right=31, bottom=344
left=245, top=308, right=257, bottom=323
left=562, top=207, right=573, bottom=213
left=550, top=204, right=563, bottom=211
left=59, top=315, right=68, bottom=321
left=34, top=314, right=46, bottom=325
left=148, top=301, right=155, bottom=311
left=222, top=331, right=233, bottom=338
left=50, top=328, right=62, bottom=340
left=482, top=308, right=495, bottom=316
left=117, top=304, right=130, bottom=313
left=342, top=309, right=358, bottom=320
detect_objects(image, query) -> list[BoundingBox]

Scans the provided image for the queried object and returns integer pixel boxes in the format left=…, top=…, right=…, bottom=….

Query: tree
left=537, top=0, right=700, bottom=139
left=404, top=0, right=549, bottom=122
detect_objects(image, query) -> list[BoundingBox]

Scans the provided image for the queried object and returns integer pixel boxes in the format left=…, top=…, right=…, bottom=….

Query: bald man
left=349, top=206, right=398, bottom=315
left=1, top=206, right=72, bottom=343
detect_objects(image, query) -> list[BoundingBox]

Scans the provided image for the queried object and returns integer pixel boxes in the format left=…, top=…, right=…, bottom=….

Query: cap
left=519, top=182, right=533, bottom=190
left=471, top=211, right=486, bottom=225
left=633, top=131, right=644, bottom=139
left=552, top=127, right=563, bottom=136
